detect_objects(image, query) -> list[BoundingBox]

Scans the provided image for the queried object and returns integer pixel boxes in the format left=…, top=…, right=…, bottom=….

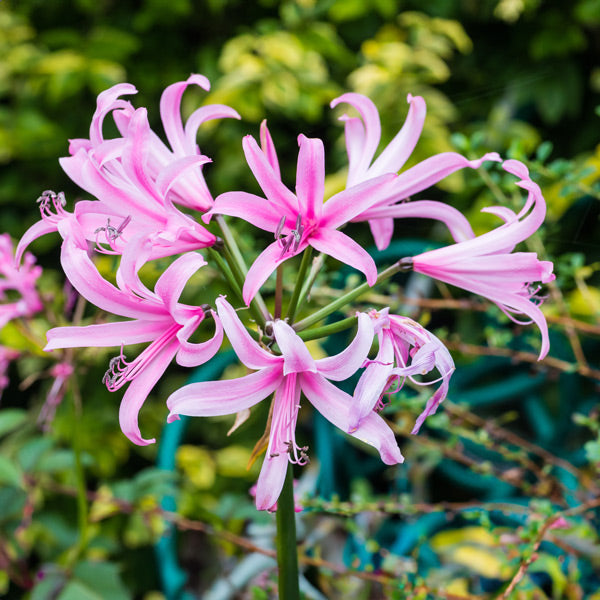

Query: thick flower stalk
left=166, top=297, right=403, bottom=510
left=352, top=308, right=455, bottom=434
left=45, top=238, right=223, bottom=445
left=208, top=122, right=399, bottom=304
left=408, top=159, right=554, bottom=359
left=331, top=92, right=500, bottom=249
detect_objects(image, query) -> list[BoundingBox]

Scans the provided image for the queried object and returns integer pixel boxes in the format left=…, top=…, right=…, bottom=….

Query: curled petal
left=369, top=94, right=427, bottom=176
left=330, top=93, right=382, bottom=182
left=301, top=372, right=403, bottom=465
left=216, top=296, right=280, bottom=368
left=119, top=338, right=180, bottom=446
left=272, top=319, right=316, bottom=375
left=160, top=74, right=210, bottom=156
left=315, top=312, right=374, bottom=381
left=154, top=251, right=207, bottom=316
left=176, top=311, right=223, bottom=367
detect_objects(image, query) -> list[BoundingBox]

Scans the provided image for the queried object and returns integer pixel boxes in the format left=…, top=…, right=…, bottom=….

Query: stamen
left=36, top=190, right=67, bottom=221
left=275, top=214, right=305, bottom=259
left=274, top=216, right=286, bottom=239
left=94, top=215, right=132, bottom=254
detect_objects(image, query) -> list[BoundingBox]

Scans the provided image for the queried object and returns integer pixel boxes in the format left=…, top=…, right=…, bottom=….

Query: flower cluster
left=19, top=74, right=554, bottom=509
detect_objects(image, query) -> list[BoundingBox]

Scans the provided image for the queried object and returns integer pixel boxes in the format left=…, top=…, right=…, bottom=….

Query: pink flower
left=0, top=346, right=19, bottom=402
left=18, top=75, right=239, bottom=271
left=45, top=237, right=223, bottom=445
left=63, top=74, right=240, bottom=213
left=331, top=93, right=500, bottom=250
left=209, top=122, right=399, bottom=304
left=166, top=297, right=403, bottom=510
left=352, top=308, right=454, bottom=434
left=410, top=159, right=554, bottom=359
left=38, top=362, right=75, bottom=431
left=1, top=233, right=43, bottom=328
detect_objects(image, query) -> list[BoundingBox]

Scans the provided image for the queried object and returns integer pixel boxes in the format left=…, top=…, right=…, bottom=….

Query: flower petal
left=160, top=74, right=210, bottom=156
left=370, top=94, right=427, bottom=176
left=272, top=319, right=316, bottom=375
left=357, top=199, right=475, bottom=243
left=330, top=93, right=381, bottom=183
left=154, top=251, right=207, bottom=315
left=309, top=229, right=377, bottom=286
left=315, top=312, right=374, bottom=381
left=242, top=135, right=298, bottom=215
left=166, top=365, right=283, bottom=420
left=176, top=311, right=224, bottom=367
left=243, top=239, right=308, bottom=305
left=301, top=372, right=403, bottom=464
left=295, top=134, right=324, bottom=222
left=350, top=331, right=395, bottom=429
left=216, top=296, right=280, bottom=368
left=119, top=338, right=179, bottom=445
left=45, top=319, right=171, bottom=351
left=210, top=191, right=286, bottom=231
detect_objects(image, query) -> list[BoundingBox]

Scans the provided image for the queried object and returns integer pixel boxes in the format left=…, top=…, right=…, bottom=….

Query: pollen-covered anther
left=285, top=440, right=310, bottom=465
left=275, top=214, right=304, bottom=259
left=102, top=349, right=130, bottom=391
left=94, top=215, right=132, bottom=254
left=37, top=190, right=67, bottom=220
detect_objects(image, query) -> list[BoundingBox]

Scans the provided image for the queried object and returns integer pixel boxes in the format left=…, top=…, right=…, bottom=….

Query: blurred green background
left=1, top=0, right=599, bottom=598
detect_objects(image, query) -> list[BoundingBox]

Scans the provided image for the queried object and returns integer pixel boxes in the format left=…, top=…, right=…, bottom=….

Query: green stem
left=71, top=381, right=89, bottom=560
left=276, top=463, right=300, bottom=600
left=297, top=315, right=357, bottom=342
left=294, top=260, right=407, bottom=332
left=286, top=247, right=313, bottom=323
left=207, top=247, right=243, bottom=302
left=215, top=215, right=270, bottom=326
left=275, top=265, right=283, bottom=319
left=297, top=251, right=325, bottom=309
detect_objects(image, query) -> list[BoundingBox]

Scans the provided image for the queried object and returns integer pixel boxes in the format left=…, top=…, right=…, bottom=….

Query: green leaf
left=71, top=561, right=130, bottom=600
left=0, top=408, right=28, bottom=437
left=0, top=455, right=22, bottom=487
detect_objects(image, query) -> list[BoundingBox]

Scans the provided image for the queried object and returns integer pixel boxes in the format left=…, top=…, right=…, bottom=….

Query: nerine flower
left=1, top=233, right=43, bottom=328
left=410, top=159, right=554, bottom=359
left=209, top=122, right=399, bottom=304
left=166, top=297, right=403, bottom=510
left=331, top=93, right=500, bottom=250
left=45, top=237, right=223, bottom=445
left=63, top=74, right=240, bottom=213
left=18, top=76, right=240, bottom=270
left=352, top=308, right=454, bottom=434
